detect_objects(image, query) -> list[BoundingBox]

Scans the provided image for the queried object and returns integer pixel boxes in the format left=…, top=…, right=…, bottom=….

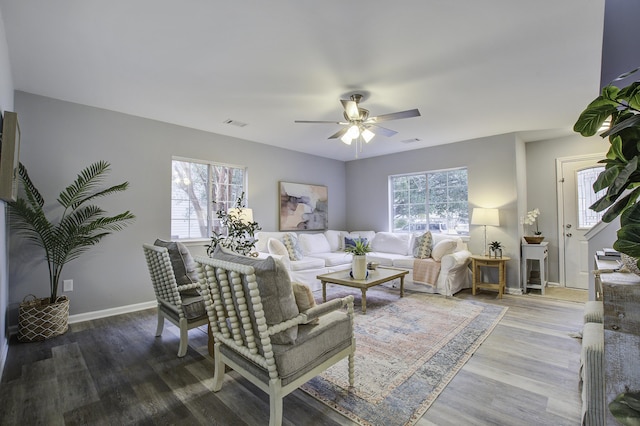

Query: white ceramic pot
left=352, top=255, right=368, bottom=280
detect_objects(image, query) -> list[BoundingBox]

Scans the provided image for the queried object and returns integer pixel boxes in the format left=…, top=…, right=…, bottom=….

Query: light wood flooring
left=0, top=289, right=585, bottom=425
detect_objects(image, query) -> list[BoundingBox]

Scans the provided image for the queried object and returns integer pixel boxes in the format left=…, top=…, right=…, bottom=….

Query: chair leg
left=155, top=310, right=164, bottom=337
left=348, top=352, right=355, bottom=388
left=177, top=318, right=188, bottom=357
left=268, top=379, right=284, bottom=426
left=212, top=343, right=225, bottom=392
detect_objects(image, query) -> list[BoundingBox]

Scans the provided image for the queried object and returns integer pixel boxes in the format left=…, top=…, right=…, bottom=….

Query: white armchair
left=195, top=249, right=356, bottom=426
left=143, top=243, right=208, bottom=357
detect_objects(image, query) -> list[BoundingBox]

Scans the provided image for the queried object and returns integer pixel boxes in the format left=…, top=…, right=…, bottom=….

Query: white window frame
left=389, top=167, right=469, bottom=235
left=171, top=156, right=248, bottom=241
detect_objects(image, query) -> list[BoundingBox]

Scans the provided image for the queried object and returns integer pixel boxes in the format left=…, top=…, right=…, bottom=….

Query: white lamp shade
left=471, top=208, right=500, bottom=226
left=228, top=207, right=254, bottom=224
left=361, top=127, right=375, bottom=143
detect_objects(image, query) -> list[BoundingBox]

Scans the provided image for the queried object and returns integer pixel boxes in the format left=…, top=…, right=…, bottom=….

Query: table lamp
left=471, top=208, right=500, bottom=256
left=228, top=207, right=254, bottom=224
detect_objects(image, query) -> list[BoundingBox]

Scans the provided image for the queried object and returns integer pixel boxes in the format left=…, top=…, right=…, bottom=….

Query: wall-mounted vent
left=400, top=138, right=421, bottom=144
left=223, top=119, right=248, bottom=128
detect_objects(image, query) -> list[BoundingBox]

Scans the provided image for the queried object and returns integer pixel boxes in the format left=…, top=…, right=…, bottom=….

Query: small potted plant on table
left=344, top=238, right=371, bottom=280
left=489, top=241, right=503, bottom=258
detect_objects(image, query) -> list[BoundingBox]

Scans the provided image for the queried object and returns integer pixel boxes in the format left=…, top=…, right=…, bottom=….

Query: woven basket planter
left=18, top=295, right=69, bottom=342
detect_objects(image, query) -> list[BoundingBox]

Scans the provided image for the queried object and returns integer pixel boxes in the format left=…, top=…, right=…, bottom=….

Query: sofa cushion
left=154, top=239, right=200, bottom=297
left=324, top=230, right=344, bottom=252
left=211, top=246, right=299, bottom=344
left=412, top=231, right=433, bottom=259
left=289, top=256, right=326, bottom=271
left=432, top=239, right=458, bottom=261
left=307, top=252, right=352, bottom=267
left=298, top=233, right=331, bottom=255
left=283, top=233, right=304, bottom=261
left=371, top=232, right=411, bottom=255
left=268, top=238, right=291, bottom=269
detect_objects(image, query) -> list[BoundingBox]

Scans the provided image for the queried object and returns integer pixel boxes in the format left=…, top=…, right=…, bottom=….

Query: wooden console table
left=597, top=268, right=640, bottom=424
left=471, top=255, right=510, bottom=299
left=522, top=241, right=548, bottom=294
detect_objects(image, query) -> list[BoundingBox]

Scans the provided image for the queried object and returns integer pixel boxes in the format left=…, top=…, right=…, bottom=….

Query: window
left=390, top=168, right=468, bottom=235
left=577, top=166, right=606, bottom=228
left=171, top=158, right=247, bottom=240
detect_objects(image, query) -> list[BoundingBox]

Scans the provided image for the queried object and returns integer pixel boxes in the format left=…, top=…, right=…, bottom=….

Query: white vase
left=352, top=255, right=367, bottom=280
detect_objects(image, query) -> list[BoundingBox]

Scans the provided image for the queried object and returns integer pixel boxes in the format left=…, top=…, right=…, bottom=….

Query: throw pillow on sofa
left=282, top=234, right=304, bottom=261
left=431, top=239, right=458, bottom=261
left=412, top=231, right=433, bottom=259
left=344, top=236, right=368, bottom=249
left=268, top=238, right=292, bottom=269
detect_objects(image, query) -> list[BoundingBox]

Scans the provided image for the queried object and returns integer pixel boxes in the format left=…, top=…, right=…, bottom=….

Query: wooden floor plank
left=0, top=289, right=585, bottom=425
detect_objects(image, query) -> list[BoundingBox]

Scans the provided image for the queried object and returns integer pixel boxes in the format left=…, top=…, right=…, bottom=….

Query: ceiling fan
left=295, top=94, right=421, bottom=155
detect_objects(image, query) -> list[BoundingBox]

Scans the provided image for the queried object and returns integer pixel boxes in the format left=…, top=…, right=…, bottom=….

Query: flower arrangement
left=524, top=208, right=542, bottom=235
left=489, top=241, right=502, bottom=250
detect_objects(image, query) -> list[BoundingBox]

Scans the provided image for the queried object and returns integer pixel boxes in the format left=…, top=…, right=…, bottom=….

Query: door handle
left=566, top=224, right=572, bottom=229
left=566, top=233, right=572, bottom=237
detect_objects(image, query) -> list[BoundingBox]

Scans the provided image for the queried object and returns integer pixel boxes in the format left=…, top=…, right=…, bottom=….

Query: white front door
left=557, top=155, right=605, bottom=289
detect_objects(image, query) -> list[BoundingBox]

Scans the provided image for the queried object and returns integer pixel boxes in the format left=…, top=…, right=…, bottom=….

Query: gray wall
left=345, top=133, right=523, bottom=290
left=9, top=91, right=346, bottom=320
left=0, top=7, right=14, bottom=370
left=525, top=133, right=608, bottom=282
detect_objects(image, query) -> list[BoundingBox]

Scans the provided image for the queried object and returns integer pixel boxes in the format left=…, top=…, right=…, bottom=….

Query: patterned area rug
left=301, top=286, right=507, bottom=426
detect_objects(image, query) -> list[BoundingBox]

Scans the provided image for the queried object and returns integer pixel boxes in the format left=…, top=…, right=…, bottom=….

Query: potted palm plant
left=344, top=238, right=371, bottom=280
left=9, top=161, right=135, bottom=342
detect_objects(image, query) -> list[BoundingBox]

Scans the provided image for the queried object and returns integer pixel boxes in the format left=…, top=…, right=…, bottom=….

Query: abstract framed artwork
left=279, top=181, right=328, bottom=231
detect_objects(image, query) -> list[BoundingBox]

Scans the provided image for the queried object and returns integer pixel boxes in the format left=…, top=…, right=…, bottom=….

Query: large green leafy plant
left=9, top=161, right=135, bottom=303
left=574, top=68, right=640, bottom=263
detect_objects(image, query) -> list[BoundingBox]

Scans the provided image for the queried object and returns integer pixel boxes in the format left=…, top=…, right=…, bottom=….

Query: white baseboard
left=8, top=300, right=157, bottom=337
left=68, top=300, right=156, bottom=324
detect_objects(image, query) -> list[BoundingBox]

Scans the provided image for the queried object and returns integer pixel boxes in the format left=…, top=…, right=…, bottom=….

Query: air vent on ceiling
left=223, top=119, right=248, bottom=128
left=400, top=138, right=421, bottom=144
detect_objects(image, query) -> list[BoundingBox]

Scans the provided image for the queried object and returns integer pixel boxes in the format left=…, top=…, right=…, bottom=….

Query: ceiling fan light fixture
left=361, top=127, right=375, bottom=143
left=340, top=134, right=353, bottom=145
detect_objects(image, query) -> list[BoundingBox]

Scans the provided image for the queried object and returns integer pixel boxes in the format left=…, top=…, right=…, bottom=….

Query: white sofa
left=254, top=230, right=472, bottom=296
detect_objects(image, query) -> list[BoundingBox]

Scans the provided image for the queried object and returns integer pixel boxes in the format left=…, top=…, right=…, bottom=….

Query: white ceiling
left=0, top=1, right=605, bottom=161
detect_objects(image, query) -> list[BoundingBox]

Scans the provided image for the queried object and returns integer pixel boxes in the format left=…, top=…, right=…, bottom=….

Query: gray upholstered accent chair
left=143, top=243, right=208, bottom=357
left=195, top=251, right=355, bottom=426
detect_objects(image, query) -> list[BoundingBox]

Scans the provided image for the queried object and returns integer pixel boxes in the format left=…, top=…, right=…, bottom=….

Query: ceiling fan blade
left=328, top=127, right=349, bottom=139
left=341, top=99, right=361, bottom=121
left=367, top=108, right=421, bottom=123
left=294, top=120, right=343, bottom=124
left=367, top=124, right=398, bottom=137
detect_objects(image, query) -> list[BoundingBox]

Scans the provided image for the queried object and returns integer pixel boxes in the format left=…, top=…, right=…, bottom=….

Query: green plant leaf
left=606, top=135, right=626, bottom=161
left=573, top=103, right=618, bottom=137
left=614, top=224, right=640, bottom=258
left=601, top=187, right=640, bottom=222
left=592, top=165, right=621, bottom=193
left=602, top=115, right=640, bottom=139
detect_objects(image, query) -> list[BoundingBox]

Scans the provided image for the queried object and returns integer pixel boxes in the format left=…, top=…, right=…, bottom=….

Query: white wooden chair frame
left=143, top=244, right=208, bottom=357
left=195, top=255, right=355, bottom=426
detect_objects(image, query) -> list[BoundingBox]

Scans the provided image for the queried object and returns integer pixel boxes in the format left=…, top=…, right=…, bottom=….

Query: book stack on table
left=597, top=248, right=621, bottom=261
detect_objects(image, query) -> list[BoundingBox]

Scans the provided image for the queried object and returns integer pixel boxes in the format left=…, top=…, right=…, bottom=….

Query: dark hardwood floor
left=0, top=289, right=585, bottom=425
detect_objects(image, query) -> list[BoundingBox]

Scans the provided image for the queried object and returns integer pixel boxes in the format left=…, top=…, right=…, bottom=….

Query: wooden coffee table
left=317, top=267, right=408, bottom=313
